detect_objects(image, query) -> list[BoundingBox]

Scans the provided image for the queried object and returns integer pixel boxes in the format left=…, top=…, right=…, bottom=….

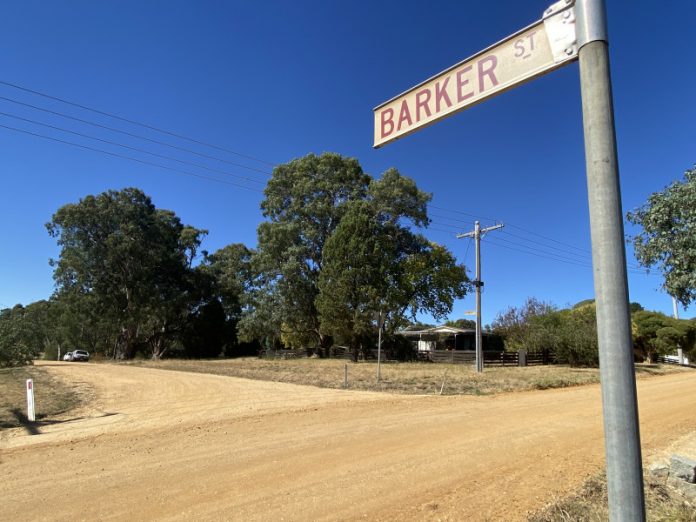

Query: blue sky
left=1, top=0, right=694, bottom=324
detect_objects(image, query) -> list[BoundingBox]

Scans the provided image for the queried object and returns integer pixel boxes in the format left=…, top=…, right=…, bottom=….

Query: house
left=397, top=325, right=503, bottom=355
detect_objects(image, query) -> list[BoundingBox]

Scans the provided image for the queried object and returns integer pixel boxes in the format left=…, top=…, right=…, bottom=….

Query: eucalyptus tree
left=242, top=153, right=371, bottom=349
left=628, top=166, right=696, bottom=307
left=246, top=152, right=469, bottom=353
left=47, top=188, right=207, bottom=359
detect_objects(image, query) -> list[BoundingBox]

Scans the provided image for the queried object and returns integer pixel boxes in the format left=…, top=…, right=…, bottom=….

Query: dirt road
left=2, top=362, right=696, bottom=521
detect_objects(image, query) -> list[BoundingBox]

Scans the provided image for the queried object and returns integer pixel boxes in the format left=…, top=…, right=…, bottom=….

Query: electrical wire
left=427, top=203, right=497, bottom=223
left=0, top=111, right=265, bottom=185
left=0, top=123, right=262, bottom=193
left=0, top=95, right=272, bottom=177
left=0, top=80, right=653, bottom=277
left=0, top=80, right=276, bottom=167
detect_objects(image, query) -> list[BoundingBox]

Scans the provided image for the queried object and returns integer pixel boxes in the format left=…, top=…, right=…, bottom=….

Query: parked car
left=63, top=352, right=74, bottom=361
left=71, top=350, right=90, bottom=362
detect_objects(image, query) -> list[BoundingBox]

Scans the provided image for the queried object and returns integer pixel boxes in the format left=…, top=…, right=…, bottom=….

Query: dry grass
left=120, top=358, right=689, bottom=396
left=0, top=364, right=89, bottom=430
left=529, top=473, right=696, bottom=522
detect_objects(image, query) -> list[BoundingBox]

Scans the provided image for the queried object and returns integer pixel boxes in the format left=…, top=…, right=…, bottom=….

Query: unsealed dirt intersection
left=2, top=362, right=696, bottom=521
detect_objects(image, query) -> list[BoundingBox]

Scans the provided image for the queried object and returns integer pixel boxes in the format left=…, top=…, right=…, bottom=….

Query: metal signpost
left=373, top=0, right=645, bottom=519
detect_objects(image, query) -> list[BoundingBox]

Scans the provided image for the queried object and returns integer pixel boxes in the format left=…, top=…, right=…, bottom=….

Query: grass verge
left=120, top=358, right=689, bottom=395
left=529, top=472, right=696, bottom=522
left=0, top=365, right=87, bottom=430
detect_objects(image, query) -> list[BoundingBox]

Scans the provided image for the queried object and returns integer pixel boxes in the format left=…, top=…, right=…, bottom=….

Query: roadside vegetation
left=124, top=358, right=689, bottom=395
left=530, top=472, right=696, bottom=522
left=0, top=365, right=88, bottom=429
left=1, top=161, right=695, bottom=370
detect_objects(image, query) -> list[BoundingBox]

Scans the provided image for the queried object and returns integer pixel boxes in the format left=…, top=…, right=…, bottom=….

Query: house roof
left=397, top=325, right=476, bottom=337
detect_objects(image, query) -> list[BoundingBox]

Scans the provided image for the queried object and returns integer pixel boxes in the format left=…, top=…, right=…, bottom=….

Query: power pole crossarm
left=457, top=221, right=504, bottom=373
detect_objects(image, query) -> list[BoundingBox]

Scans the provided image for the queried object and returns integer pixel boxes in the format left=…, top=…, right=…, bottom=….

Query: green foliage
left=629, top=302, right=645, bottom=313
left=243, top=152, right=468, bottom=352
left=551, top=305, right=599, bottom=367
left=0, top=307, right=36, bottom=367
left=316, top=180, right=468, bottom=356
left=46, top=188, right=208, bottom=359
left=492, top=298, right=598, bottom=366
left=492, top=296, right=693, bottom=367
left=444, top=318, right=476, bottom=330
left=632, top=310, right=695, bottom=362
left=491, top=297, right=556, bottom=351
left=199, top=243, right=255, bottom=355
left=628, top=166, right=696, bottom=307
left=242, top=152, right=370, bottom=347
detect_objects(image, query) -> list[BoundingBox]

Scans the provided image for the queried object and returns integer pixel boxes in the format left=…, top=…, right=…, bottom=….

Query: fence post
left=344, top=363, right=348, bottom=388
left=519, top=350, right=527, bottom=367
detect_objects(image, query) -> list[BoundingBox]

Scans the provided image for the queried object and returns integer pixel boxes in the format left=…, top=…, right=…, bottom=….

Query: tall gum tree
left=244, top=152, right=469, bottom=353
left=243, top=153, right=370, bottom=349
left=47, top=188, right=207, bottom=359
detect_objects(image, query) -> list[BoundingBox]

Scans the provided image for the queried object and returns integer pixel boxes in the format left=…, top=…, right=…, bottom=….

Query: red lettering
left=397, top=100, right=412, bottom=131
left=435, top=78, right=452, bottom=112
left=380, top=108, right=394, bottom=138
left=478, top=56, right=499, bottom=92
left=456, top=65, right=474, bottom=102
left=415, top=89, right=432, bottom=121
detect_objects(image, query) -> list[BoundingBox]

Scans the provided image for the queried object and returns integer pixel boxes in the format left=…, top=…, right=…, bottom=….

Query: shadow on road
left=8, top=409, right=119, bottom=435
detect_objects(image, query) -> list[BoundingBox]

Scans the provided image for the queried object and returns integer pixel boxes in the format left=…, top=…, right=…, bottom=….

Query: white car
left=71, top=350, right=90, bottom=362
left=63, top=352, right=74, bottom=361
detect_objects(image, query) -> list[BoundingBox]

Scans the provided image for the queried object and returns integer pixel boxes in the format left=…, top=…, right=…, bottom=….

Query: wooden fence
left=259, top=347, right=555, bottom=366
left=655, top=355, right=695, bottom=369
left=429, top=350, right=552, bottom=366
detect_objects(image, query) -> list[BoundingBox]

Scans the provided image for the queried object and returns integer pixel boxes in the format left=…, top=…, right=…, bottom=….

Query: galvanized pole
left=474, top=221, right=483, bottom=373
left=576, top=0, right=645, bottom=519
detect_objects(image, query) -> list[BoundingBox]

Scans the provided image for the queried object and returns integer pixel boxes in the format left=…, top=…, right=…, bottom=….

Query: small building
left=397, top=325, right=503, bottom=355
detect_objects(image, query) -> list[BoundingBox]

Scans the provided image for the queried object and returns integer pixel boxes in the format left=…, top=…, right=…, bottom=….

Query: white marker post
left=26, top=379, right=36, bottom=422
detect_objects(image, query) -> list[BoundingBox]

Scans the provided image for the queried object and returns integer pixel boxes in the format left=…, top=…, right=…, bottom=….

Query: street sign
left=373, top=0, right=578, bottom=148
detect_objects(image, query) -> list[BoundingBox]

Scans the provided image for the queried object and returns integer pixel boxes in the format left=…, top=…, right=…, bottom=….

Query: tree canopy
left=241, top=152, right=469, bottom=354
left=628, top=166, right=696, bottom=307
left=46, top=188, right=208, bottom=359
left=4, top=154, right=471, bottom=364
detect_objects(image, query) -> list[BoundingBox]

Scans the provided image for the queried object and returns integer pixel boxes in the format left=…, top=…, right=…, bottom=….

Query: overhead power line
left=0, top=111, right=265, bottom=186
left=0, top=95, right=272, bottom=177
left=0, top=123, right=262, bottom=193
left=427, top=203, right=497, bottom=223
left=0, top=110, right=265, bottom=186
left=0, top=79, right=651, bottom=277
left=0, top=80, right=276, bottom=167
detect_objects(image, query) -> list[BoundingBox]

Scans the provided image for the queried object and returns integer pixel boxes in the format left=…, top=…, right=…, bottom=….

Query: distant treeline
left=490, top=298, right=696, bottom=366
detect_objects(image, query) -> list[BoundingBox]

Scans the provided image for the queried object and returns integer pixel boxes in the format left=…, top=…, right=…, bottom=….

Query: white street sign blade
left=373, top=1, right=577, bottom=148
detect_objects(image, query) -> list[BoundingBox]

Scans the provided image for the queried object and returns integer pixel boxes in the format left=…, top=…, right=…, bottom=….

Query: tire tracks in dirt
left=2, top=362, right=695, bottom=521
